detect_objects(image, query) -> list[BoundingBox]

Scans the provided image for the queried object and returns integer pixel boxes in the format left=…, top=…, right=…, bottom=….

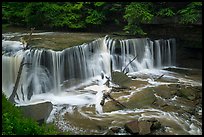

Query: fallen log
left=154, top=74, right=164, bottom=81
left=20, top=27, right=35, bottom=50
left=107, top=93, right=126, bottom=108
left=100, top=92, right=126, bottom=108
left=26, top=27, right=35, bottom=49
left=122, top=55, right=138, bottom=73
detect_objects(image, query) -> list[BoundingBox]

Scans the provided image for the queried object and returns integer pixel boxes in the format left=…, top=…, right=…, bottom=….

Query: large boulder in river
left=126, top=88, right=156, bottom=109
left=124, top=120, right=139, bottom=134
left=103, top=88, right=156, bottom=112
left=19, top=101, right=53, bottom=124
left=138, top=120, right=152, bottom=135
left=124, top=118, right=161, bottom=135
left=111, top=71, right=132, bottom=88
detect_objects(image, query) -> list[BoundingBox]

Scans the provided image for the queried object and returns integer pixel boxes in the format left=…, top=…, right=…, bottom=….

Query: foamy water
left=2, top=33, right=201, bottom=135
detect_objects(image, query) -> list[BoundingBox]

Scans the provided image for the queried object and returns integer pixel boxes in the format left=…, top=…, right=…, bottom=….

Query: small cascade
left=2, top=36, right=176, bottom=102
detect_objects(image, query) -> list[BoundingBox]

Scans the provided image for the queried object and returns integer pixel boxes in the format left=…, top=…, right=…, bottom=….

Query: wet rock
left=105, top=129, right=115, bottom=135
left=109, top=126, right=122, bottom=133
left=111, top=71, right=132, bottom=88
left=138, top=120, right=152, bottom=135
left=161, top=105, right=180, bottom=112
left=131, top=76, right=137, bottom=79
left=140, top=117, right=162, bottom=134
left=150, top=120, right=162, bottom=131
left=19, top=101, right=53, bottom=124
left=154, top=85, right=174, bottom=99
left=103, top=98, right=127, bottom=112
left=153, top=97, right=168, bottom=108
left=124, top=120, right=139, bottom=134
left=103, top=88, right=156, bottom=112
left=124, top=118, right=163, bottom=135
left=127, top=88, right=156, bottom=108
left=176, top=87, right=197, bottom=100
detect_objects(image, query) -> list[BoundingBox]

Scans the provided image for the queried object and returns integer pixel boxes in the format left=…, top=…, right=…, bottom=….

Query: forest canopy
left=2, top=2, right=202, bottom=35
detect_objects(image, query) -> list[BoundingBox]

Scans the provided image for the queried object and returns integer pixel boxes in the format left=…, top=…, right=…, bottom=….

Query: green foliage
left=2, top=93, right=65, bottom=135
left=157, top=8, right=175, bottom=17
left=94, top=2, right=105, bottom=7
left=177, top=2, right=202, bottom=24
left=123, top=2, right=154, bottom=35
left=23, top=2, right=48, bottom=28
left=2, top=2, right=28, bottom=26
left=2, top=2, right=202, bottom=34
left=2, top=2, right=126, bottom=31
left=85, top=10, right=105, bottom=25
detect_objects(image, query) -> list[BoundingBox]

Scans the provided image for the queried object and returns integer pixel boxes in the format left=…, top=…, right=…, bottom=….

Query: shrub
left=2, top=93, right=66, bottom=135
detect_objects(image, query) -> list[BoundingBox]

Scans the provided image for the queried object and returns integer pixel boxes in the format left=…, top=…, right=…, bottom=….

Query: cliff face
left=142, top=17, right=202, bottom=69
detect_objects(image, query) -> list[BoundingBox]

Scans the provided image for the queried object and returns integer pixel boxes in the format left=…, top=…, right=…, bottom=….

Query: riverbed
left=2, top=30, right=202, bottom=135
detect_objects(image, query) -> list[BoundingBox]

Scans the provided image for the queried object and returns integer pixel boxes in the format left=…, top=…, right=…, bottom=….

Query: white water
left=3, top=34, right=201, bottom=135
left=2, top=36, right=176, bottom=102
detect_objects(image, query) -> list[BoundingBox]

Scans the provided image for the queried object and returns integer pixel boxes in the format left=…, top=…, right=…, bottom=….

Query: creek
left=2, top=31, right=202, bottom=135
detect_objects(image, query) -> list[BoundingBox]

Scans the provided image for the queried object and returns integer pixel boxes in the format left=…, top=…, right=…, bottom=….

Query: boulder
left=124, top=120, right=139, bottom=134
left=138, top=120, right=152, bottom=135
left=19, top=101, right=53, bottom=124
left=124, top=118, right=162, bottom=135
left=127, top=88, right=156, bottom=108
left=111, top=71, right=132, bottom=88
left=176, top=87, right=197, bottom=100
left=153, top=85, right=174, bottom=99
left=109, top=126, right=122, bottom=133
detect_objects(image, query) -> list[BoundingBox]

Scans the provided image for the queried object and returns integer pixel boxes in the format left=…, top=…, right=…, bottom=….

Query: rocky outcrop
left=127, top=88, right=156, bottom=109
left=103, top=88, right=156, bottom=112
left=111, top=71, right=132, bottom=88
left=176, top=86, right=201, bottom=101
left=124, top=118, right=162, bottom=135
left=19, top=101, right=53, bottom=125
left=124, top=120, right=139, bottom=134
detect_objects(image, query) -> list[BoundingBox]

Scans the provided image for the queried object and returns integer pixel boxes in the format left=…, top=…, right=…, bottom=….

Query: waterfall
left=2, top=36, right=176, bottom=102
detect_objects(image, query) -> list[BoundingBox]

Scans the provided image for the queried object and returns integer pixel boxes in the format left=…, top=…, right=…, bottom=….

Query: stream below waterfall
left=2, top=32, right=202, bottom=135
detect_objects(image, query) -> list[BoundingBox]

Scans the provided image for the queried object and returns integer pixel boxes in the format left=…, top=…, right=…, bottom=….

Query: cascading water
left=2, top=36, right=176, bottom=102
left=2, top=34, right=202, bottom=135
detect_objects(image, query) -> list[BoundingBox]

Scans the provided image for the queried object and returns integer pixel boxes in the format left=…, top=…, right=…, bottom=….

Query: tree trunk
left=9, top=57, right=25, bottom=103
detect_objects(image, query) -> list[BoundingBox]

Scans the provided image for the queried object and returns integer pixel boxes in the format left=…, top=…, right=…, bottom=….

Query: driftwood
left=111, top=86, right=130, bottom=92
left=100, top=92, right=126, bottom=108
left=20, top=27, right=35, bottom=50
left=27, top=27, right=35, bottom=47
left=122, top=55, right=138, bottom=73
left=154, top=74, right=165, bottom=81
left=99, top=56, right=138, bottom=109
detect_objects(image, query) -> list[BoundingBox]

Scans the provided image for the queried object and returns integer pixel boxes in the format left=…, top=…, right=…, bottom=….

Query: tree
left=123, top=2, right=154, bottom=35
left=2, top=2, right=28, bottom=26
left=177, top=2, right=202, bottom=24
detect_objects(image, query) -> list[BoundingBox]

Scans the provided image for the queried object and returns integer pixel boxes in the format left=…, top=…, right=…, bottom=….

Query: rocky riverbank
left=45, top=67, right=202, bottom=135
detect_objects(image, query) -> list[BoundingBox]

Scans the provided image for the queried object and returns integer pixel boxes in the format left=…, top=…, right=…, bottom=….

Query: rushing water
left=2, top=32, right=201, bottom=135
left=2, top=35, right=176, bottom=99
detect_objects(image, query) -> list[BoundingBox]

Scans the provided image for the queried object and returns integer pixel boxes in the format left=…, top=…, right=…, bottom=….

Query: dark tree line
left=2, top=2, right=202, bottom=35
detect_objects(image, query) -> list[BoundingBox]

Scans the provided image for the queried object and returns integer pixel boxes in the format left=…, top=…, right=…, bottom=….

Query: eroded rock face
left=19, top=101, right=53, bottom=124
